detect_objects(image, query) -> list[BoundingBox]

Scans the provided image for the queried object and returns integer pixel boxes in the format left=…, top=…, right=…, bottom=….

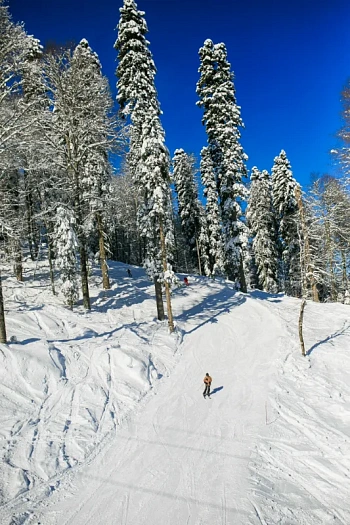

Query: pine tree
left=115, top=0, right=174, bottom=330
left=196, top=39, right=248, bottom=288
left=246, top=167, right=278, bottom=292
left=71, top=39, right=115, bottom=292
left=53, top=207, right=79, bottom=309
left=173, top=149, right=203, bottom=272
left=41, top=40, right=116, bottom=308
left=271, top=150, right=300, bottom=295
left=200, top=147, right=225, bottom=276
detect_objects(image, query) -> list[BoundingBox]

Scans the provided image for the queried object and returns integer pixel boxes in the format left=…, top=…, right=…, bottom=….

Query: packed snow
left=0, top=260, right=349, bottom=524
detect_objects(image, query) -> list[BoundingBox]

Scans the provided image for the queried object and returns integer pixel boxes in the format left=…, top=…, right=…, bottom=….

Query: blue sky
left=9, top=0, right=350, bottom=188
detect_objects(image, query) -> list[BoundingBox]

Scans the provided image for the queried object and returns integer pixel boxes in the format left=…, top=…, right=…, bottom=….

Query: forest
left=1, top=0, right=349, bottom=344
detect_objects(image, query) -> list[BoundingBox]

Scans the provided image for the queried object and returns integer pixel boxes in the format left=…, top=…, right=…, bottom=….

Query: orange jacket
left=203, top=375, right=212, bottom=385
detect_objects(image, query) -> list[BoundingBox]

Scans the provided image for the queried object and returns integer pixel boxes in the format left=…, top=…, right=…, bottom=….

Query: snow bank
left=250, top=294, right=350, bottom=524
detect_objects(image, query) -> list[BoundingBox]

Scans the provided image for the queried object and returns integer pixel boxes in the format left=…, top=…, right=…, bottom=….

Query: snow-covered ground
left=0, top=260, right=349, bottom=524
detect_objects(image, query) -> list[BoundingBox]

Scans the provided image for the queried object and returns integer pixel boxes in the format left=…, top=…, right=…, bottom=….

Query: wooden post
left=0, top=270, right=7, bottom=344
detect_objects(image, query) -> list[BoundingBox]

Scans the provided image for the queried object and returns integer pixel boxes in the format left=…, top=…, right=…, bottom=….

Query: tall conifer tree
left=53, top=206, right=79, bottom=309
left=200, top=147, right=225, bottom=276
left=271, top=150, right=300, bottom=295
left=173, top=149, right=205, bottom=273
left=42, top=39, right=116, bottom=308
left=247, top=167, right=278, bottom=292
left=115, top=0, right=174, bottom=330
left=197, top=39, right=248, bottom=289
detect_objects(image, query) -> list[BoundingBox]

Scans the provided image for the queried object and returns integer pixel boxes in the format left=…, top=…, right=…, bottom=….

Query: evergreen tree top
left=250, top=166, right=260, bottom=182
left=173, top=148, right=185, bottom=156
left=73, top=39, right=101, bottom=72
left=114, top=0, right=159, bottom=120
left=24, top=35, right=43, bottom=60
left=272, top=150, right=294, bottom=181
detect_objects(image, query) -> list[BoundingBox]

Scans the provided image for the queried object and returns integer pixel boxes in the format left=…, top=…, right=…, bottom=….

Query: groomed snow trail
left=26, top=278, right=284, bottom=525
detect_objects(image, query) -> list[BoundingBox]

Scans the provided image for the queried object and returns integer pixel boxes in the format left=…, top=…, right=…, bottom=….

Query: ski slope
left=0, top=261, right=350, bottom=524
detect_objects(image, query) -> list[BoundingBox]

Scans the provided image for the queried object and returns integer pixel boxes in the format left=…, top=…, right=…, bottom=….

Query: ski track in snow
left=0, top=262, right=349, bottom=524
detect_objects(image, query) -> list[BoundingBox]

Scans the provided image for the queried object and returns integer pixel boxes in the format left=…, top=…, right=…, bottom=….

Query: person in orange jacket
left=203, top=373, right=212, bottom=398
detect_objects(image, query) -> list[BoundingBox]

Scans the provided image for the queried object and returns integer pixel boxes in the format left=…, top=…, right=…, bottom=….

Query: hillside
left=0, top=261, right=349, bottom=524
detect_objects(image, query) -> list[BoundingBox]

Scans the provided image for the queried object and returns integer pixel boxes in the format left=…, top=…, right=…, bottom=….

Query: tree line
left=1, top=0, right=349, bottom=344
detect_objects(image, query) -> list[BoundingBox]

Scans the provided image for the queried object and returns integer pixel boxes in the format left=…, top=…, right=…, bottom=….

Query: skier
left=184, top=276, right=189, bottom=286
left=127, top=268, right=132, bottom=278
left=203, top=373, right=212, bottom=398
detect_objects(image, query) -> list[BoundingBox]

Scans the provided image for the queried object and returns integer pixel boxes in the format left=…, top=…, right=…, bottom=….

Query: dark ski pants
left=203, top=384, right=211, bottom=397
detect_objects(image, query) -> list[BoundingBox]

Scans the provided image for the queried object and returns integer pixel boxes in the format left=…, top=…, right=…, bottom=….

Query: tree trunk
left=138, top=232, right=142, bottom=266
left=24, top=179, right=39, bottom=261
left=262, top=264, right=268, bottom=292
left=79, top=241, right=91, bottom=310
left=159, top=219, right=174, bottom=332
left=154, top=276, right=164, bottom=320
left=96, top=212, right=110, bottom=290
left=325, top=219, right=336, bottom=301
left=47, top=233, right=56, bottom=295
left=298, top=298, right=306, bottom=356
left=0, top=271, right=7, bottom=344
left=195, top=237, right=202, bottom=276
left=13, top=241, right=23, bottom=282
left=341, top=248, right=348, bottom=294
left=183, top=249, right=188, bottom=273
left=239, top=253, right=247, bottom=293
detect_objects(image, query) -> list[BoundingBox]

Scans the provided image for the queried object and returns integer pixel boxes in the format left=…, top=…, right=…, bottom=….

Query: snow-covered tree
left=333, top=79, right=350, bottom=181
left=172, top=149, right=203, bottom=272
left=306, top=175, right=350, bottom=302
left=0, top=3, right=42, bottom=282
left=271, top=150, right=300, bottom=295
left=115, top=0, right=174, bottom=329
left=53, top=207, right=79, bottom=309
left=0, top=269, right=6, bottom=343
left=0, top=169, right=25, bottom=281
left=41, top=39, right=117, bottom=308
left=200, top=146, right=225, bottom=276
left=197, top=39, right=248, bottom=288
left=246, top=167, right=278, bottom=292
left=20, top=36, right=46, bottom=262
left=0, top=1, right=34, bottom=162
left=107, top=160, right=143, bottom=265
